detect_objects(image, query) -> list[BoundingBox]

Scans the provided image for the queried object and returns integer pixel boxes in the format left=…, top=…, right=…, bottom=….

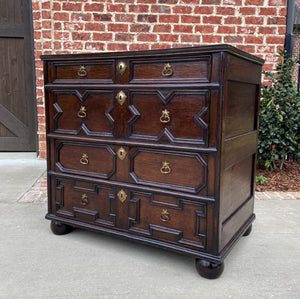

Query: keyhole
left=119, top=65, right=123, bottom=70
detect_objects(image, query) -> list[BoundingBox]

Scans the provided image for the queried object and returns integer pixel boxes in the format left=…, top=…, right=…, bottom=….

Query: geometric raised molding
left=52, top=90, right=115, bottom=137
left=129, top=148, right=207, bottom=194
left=128, top=90, right=209, bottom=145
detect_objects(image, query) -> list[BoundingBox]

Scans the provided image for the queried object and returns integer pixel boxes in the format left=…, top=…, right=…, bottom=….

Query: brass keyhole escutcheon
left=77, top=106, right=87, bottom=119
left=160, top=109, right=171, bottom=123
left=117, top=189, right=127, bottom=203
left=160, top=161, right=171, bottom=174
left=117, top=147, right=127, bottom=160
left=80, top=153, right=89, bottom=165
left=162, top=63, right=173, bottom=77
left=116, top=91, right=127, bottom=106
left=160, top=209, right=170, bottom=222
left=77, top=65, right=87, bottom=77
left=81, top=193, right=88, bottom=206
left=117, top=62, right=126, bottom=75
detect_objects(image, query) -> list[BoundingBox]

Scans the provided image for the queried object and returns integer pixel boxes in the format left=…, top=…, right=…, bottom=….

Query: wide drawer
left=54, top=140, right=116, bottom=179
left=47, top=89, right=115, bottom=137
left=130, top=148, right=207, bottom=194
left=51, top=175, right=208, bottom=251
left=49, top=60, right=115, bottom=83
left=129, top=56, right=211, bottom=83
left=128, top=89, right=209, bottom=146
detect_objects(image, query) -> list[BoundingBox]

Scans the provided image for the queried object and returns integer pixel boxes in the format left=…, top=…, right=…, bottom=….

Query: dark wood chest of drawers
left=42, top=45, right=264, bottom=279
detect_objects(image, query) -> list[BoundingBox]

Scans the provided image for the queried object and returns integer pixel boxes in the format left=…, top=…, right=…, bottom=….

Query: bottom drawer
left=50, top=176, right=208, bottom=251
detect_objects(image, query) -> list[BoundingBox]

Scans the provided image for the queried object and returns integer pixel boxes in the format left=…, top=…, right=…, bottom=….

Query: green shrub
left=258, top=49, right=300, bottom=170
left=255, top=175, right=269, bottom=185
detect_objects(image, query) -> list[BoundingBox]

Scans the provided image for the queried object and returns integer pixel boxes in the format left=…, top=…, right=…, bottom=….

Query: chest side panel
left=219, top=53, right=262, bottom=252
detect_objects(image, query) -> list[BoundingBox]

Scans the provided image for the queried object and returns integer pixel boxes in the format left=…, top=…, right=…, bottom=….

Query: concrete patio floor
left=0, top=153, right=299, bottom=298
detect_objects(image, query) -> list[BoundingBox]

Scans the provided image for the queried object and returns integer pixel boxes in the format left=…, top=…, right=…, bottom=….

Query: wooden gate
left=0, top=0, right=36, bottom=151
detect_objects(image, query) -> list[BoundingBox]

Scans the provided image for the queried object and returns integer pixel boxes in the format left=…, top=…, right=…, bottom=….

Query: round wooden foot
left=195, top=259, right=224, bottom=279
left=50, top=220, right=73, bottom=235
left=243, top=224, right=252, bottom=237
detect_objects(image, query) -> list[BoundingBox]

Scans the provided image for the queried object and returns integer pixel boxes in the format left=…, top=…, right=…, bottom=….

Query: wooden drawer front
left=53, top=177, right=116, bottom=226
left=127, top=191, right=207, bottom=250
left=55, top=141, right=116, bottom=179
left=129, top=56, right=211, bottom=83
left=51, top=61, right=114, bottom=83
left=49, top=90, right=115, bottom=137
left=130, top=149, right=207, bottom=193
left=128, top=90, right=209, bottom=145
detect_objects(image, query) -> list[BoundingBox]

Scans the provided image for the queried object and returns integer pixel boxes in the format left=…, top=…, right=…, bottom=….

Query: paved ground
left=0, top=154, right=299, bottom=299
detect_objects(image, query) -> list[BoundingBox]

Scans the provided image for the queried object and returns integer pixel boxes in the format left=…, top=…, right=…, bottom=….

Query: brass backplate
left=117, top=189, right=127, bottom=203
left=116, top=91, right=127, bottom=106
left=117, top=147, right=127, bottom=160
left=117, top=62, right=126, bottom=75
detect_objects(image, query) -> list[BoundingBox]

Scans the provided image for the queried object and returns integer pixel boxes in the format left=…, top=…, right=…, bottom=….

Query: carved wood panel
left=54, top=177, right=116, bottom=227
left=55, top=140, right=116, bottom=179
left=128, top=90, right=209, bottom=145
left=130, top=148, right=207, bottom=193
left=50, top=90, right=115, bottom=137
left=128, top=191, right=207, bottom=250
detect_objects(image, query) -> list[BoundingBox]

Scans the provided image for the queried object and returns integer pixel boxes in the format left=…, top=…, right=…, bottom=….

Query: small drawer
left=55, top=140, right=116, bottom=179
left=53, top=176, right=116, bottom=226
left=130, top=148, right=207, bottom=194
left=128, top=89, right=209, bottom=146
left=50, top=60, right=115, bottom=83
left=127, top=191, right=208, bottom=250
left=129, top=56, right=211, bottom=83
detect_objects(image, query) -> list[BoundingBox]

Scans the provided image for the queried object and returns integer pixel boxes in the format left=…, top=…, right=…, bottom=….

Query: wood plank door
left=0, top=0, right=36, bottom=151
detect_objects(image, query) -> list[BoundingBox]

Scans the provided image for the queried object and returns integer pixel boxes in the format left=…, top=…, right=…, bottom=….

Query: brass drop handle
left=77, top=65, right=87, bottom=77
left=160, top=109, right=171, bottom=123
left=80, top=153, right=89, bottom=165
left=160, top=161, right=171, bottom=174
left=160, top=209, right=170, bottom=222
left=117, top=62, right=126, bottom=75
left=162, top=63, right=173, bottom=77
left=116, top=91, right=127, bottom=106
left=81, top=193, right=88, bottom=206
left=77, top=106, right=87, bottom=119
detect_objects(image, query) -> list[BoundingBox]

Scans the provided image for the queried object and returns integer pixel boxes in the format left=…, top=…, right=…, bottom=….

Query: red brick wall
left=292, top=29, right=300, bottom=83
left=32, top=0, right=288, bottom=158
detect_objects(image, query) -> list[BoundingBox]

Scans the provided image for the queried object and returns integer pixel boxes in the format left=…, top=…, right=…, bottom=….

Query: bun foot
left=195, top=259, right=224, bottom=279
left=243, top=224, right=252, bottom=237
left=51, top=220, right=73, bottom=235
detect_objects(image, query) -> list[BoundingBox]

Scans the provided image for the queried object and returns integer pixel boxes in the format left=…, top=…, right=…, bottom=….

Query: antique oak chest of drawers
left=42, top=45, right=264, bottom=279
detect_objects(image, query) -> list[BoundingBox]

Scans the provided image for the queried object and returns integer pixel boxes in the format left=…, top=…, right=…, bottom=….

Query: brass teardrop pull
left=81, top=193, right=88, bottom=206
left=162, top=63, right=173, bottom=77
left=160, top=161, right=171, bottom=174
left=77, top=65, right=87, bottom=77
left=160, top=209, right=170, bottom=222
left=77, top=106, right=87, bottom=119
left=160, top=109, right=171, bottom=123
left=80, top=153, right=89, bottom=165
